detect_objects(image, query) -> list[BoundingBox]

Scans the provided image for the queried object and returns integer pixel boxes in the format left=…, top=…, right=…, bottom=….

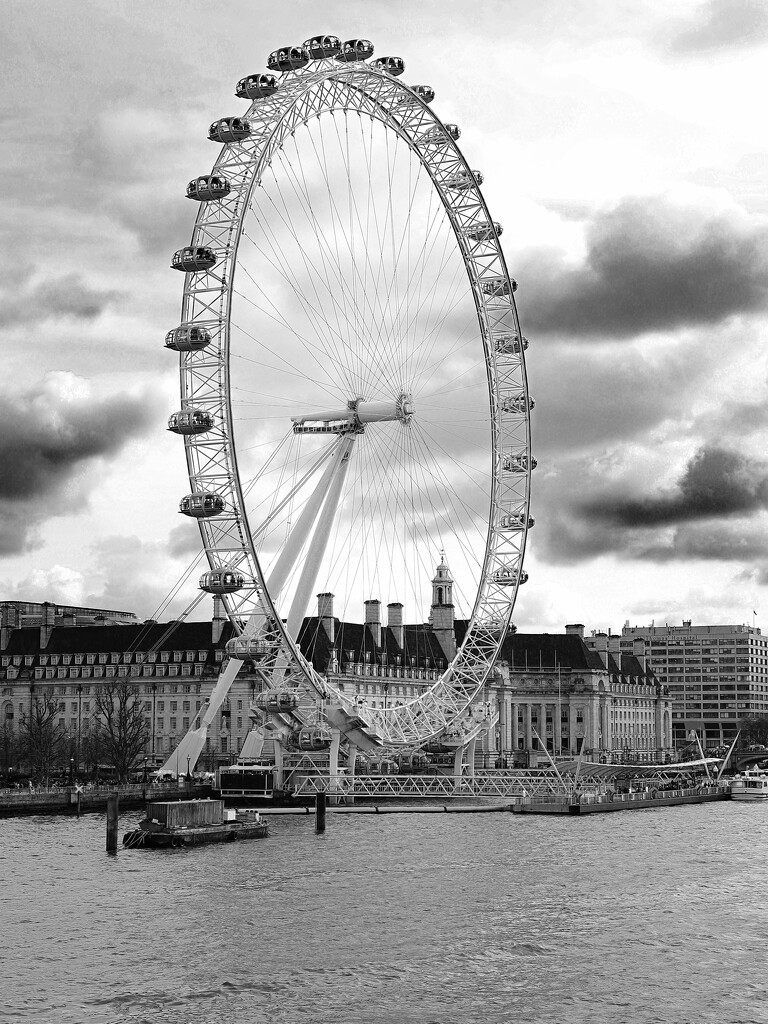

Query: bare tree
left=19, top=692, right=67, bottom=786
left=739, top=714, right=768, bottom=748
left=92, top=679, right=150, bottom=783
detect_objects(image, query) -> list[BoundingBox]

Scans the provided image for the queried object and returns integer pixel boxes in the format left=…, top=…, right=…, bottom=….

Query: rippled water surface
left=2, top=802, right=768, bottom=1024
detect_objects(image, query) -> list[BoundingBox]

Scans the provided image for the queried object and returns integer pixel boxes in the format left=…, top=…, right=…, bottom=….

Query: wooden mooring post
left=106, top=792, right=119, bottom=854
left=315, top=791, right=327, bottom=834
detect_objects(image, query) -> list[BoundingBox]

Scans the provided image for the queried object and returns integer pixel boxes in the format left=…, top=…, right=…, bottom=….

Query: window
left=170, top=717, right=177, bottom=731
left=221, top=736, right=228, bottom=753
left=171, top=702, right=177, bottom=712
left=182, top=717, right=189, bottom=729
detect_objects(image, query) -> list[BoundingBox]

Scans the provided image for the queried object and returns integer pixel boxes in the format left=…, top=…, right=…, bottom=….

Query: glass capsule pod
left=225, top=635, right=277, bottom=660
left=179, top=492, right=226, bottom=518
left=492, top=567, right=529, bottom=586
left=255, top=688, right=301, bottom=712
left=444, top=169, right=483, bottom=190
left=171, top=247, right=218, bottom=273
left=500, top=394, right=535, bottom=414
left=267, top=45, right=310, bottom=72
left=208, top=117, right=251, bottom=144
left=412, top=84, right=435, bottom=102
left=167, top=409, right=214, bottom=435
left=186, top=175, right=231, bottom=202
left=235, top=73, right=278, bottom=99
left=164, top=325, right=213, bottom=352
left=371, top=56, right=405, bottom=76
left=465, top=221, right=502, bottom=242
left=502, top=454, right=537, bottom=473
left=500, top=512, right=536, bottom=530
left=494, top=333, right=528, bottom=355
left=303, top=35, right=341, bottom=59
left=199, top=570, right=245, bottom=594
left=396, top=751, right=429, bottom=772
left=419, top=123, right=461, bottom=145
left=291, top=726, right=332, bottom=750
left=335, top=38, right=375, bottom=62
left=482, top=276, right=517, bottom=297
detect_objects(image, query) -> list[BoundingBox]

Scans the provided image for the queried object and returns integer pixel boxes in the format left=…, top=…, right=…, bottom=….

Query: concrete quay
left=0, top=783, right=212, bottom=818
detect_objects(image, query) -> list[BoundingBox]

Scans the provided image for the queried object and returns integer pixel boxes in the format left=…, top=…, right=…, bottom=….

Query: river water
left=2, top=801, right=767, bottom=1024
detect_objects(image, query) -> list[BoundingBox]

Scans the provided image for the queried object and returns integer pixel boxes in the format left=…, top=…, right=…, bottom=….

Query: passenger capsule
left=167, top=409, right=214, bottom=435
left=371, top=56, right=405, bottom=76
left=171, top=247, right=218, bottom=273
left=465, top=221, right=502, bottom=242
left=413, top=84, right=435, bottom=102
left=420, top=123, right=461, bottom=146
left=291, top=726, right=332, bottom=750
left=502, top=454, right=537, bottom=473
left=444, top=169, right=483, bottom=190
left=303, top=35, right=342, bottom=59
left=208, top=117, right=251, bottom=144
left=186, top=175, right=231, bottom=202
left=199, top=570, right=245, bottom=594
left=225, top=635, right=278, bottom=660
left=335, top=38, right=375, bottom=62
left=254, top=688, right=301, bottom=712
left=165, top=325, right=213, bottom=352
left=492, top=567, right=529, bottom=586
left=500, top=512, right=536, bottom=530
left=267, top=45, right=310, bottom=72
left=235, top=73, right=278, bottom=99
left=500, top=393, right=535, bottom=414
left=482, top=276, right=516, bottom=297
left=494, top=333, right=528, bottom=355
left=179, top=492, right=226, bottom=518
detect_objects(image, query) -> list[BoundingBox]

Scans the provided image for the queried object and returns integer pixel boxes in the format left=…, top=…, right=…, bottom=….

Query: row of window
left=1, top=649, right=220, bottom=668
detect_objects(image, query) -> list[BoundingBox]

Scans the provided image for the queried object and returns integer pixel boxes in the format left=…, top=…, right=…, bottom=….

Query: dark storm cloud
left=534, top=446, right=768, bottom=568
left=0, top=270, right=120, bottom=328
left=582, top=446, right=768, bottom=527
left=666, top=0, right=768, bottom=53
left=0, top=376, right=159, bottom=556
left=520, top=196, right=768, bottom=339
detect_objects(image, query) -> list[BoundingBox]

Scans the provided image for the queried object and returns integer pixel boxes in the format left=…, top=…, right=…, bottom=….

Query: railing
left=291, top=769, right=573, bottom=799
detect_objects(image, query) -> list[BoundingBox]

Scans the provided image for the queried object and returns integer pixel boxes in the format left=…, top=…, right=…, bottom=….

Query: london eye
left=164, top=35, right=534, bottom=766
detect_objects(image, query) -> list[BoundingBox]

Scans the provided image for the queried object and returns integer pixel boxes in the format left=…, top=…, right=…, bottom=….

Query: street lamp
left=142, top=756, right=148, bottom=784
left=186, top=755, right=191, bottom=782
left=69, top=757, right=74, bottom=785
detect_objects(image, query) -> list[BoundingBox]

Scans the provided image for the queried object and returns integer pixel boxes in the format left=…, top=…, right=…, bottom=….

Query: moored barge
left=123, top=798, right=268, bottom=848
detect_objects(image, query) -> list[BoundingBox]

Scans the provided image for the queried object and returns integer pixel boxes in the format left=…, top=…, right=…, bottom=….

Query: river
left=2, top=801, right=767, bottom=1024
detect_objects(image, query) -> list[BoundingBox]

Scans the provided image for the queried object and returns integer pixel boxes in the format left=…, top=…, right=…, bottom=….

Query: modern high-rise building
left=586, top=621, right=768, bottom=749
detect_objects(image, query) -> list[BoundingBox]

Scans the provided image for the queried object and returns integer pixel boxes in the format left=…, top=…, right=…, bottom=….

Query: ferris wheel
left=166, top=35, right=534, bottom=753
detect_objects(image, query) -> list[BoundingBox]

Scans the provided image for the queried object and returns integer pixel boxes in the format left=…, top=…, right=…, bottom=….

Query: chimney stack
left=318, top=592, right=335, bottom=643
left=591, top=632, right=609, bottom=670
left=364, top=599, right=381, bottom=647
left=565, top=623, right=584, bottom=638
left=633, top=637, right=647, bottom=673
left=212, top=594, right=226, bottom=644
left=40, top=601, right=55, bottom=649
left=387, top=602, right=404, bottom=649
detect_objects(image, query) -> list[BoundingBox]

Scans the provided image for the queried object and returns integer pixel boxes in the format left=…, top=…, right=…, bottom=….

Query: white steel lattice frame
left=175, top=57, right=533, bottom=746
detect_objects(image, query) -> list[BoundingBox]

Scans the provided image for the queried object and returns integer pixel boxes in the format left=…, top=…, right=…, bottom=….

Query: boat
left=730, top=767, right=768, bottom=802
left=122, top=798, right=268, bottom=848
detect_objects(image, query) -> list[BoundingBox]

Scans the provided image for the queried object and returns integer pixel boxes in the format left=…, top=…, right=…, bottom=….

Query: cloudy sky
left=2, top=0, right=768, bottom=633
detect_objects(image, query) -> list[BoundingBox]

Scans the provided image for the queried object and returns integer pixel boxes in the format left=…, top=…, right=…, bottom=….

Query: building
left=492, top=625, right=671, bottom=764
left=0, top=600, right=138, bottom=632
left=0, top=604, right=260, bottom=771
left=603, top=621, right=768, bottom=750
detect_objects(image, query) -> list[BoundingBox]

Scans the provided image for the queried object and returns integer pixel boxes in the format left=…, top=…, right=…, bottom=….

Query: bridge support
left=329, top=727, right=342, bottom=804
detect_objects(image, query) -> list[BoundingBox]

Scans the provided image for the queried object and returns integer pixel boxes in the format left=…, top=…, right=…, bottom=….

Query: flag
left=754, top=610, right=758, bottom=616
